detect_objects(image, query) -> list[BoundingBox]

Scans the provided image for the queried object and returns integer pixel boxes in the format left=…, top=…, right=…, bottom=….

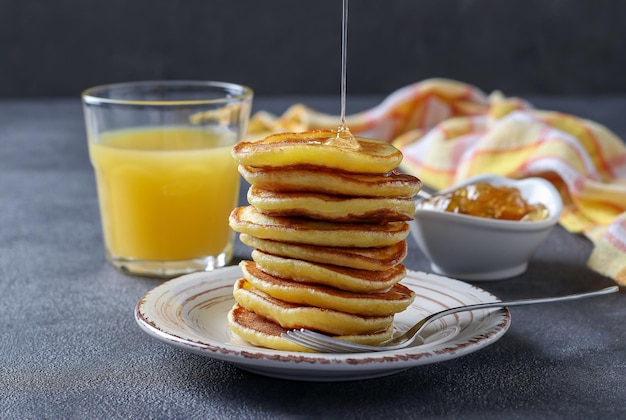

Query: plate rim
left=135, top=265, right=511, bottom=379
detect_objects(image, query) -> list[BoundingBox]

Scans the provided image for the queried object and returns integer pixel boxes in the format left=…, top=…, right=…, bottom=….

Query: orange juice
left=88, top=126, right=240, bottom=261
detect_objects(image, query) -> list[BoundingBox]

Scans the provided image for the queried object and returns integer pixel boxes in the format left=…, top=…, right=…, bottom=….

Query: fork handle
left=391, top=285, right=619, bottom=347
left=473, top=285, right=617, bottom=309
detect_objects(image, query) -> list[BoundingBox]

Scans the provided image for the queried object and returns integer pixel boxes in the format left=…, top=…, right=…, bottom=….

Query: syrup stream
left=331, top=0, right=358, bottom=148
left=339, top=0, right=349, bottom=134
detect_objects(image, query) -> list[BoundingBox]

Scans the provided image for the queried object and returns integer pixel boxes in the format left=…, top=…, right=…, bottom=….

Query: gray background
left=1, top=0, right=625, bottom=98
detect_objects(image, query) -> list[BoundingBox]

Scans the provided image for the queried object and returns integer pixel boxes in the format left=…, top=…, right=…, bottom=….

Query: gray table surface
left=1, top=95, right=624, bottom=419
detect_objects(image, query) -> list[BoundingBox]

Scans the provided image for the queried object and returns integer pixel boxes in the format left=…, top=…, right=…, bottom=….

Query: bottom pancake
left=228, top=303, right=394, bottom=352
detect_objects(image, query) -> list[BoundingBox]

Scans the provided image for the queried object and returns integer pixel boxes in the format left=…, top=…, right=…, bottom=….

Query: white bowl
left=409, top=174, right=563, bottom=281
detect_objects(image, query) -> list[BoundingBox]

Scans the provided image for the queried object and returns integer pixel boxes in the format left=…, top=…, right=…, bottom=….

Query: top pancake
left=232, top=130, right=403, bottom=174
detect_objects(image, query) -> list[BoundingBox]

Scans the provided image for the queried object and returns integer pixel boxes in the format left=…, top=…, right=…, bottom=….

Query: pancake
left=239, top=234, right=408, bottom=271
left=232, top=129, right=403, bottom=174
left=229, top=205, right=410, bottom=248
left=250, top=251, right=406, bottom=293
left=228, top=128, right=422, bottom=352
left=247, top=185, right=416, bottom=222
left=233, top=278, right=394, bottom=335
left=228, top=304, right=394, bottom=352
left=239, top=165, right=422, bottom=198
left=240, top=260, right=415, bottom=315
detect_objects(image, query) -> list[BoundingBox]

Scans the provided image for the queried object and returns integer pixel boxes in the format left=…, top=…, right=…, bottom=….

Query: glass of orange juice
left=82, top=81, right=253, bottom=278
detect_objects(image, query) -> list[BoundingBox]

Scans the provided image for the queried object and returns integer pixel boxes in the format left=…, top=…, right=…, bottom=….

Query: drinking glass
left=82, top=80, right=253, bottom=277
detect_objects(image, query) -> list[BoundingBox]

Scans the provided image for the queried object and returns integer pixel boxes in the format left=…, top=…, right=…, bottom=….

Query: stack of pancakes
left=227, top=129, right=422, bottom=352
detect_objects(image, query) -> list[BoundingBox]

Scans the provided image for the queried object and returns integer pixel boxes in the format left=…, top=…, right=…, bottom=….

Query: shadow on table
left=162, top=328, right=616, bottom=418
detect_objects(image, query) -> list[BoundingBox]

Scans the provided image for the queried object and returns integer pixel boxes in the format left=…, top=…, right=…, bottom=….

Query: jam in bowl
left=417, top=182, right=550, bottom=222
left=410, top=174, right=563, bottom=281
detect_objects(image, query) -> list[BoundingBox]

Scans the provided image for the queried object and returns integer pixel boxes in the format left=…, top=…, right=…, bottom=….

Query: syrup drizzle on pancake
left=326, top=0, right=359, bottom=150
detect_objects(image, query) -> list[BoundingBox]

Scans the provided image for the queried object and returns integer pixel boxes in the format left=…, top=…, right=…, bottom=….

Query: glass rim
left=81, top=80, right=253, bottom=106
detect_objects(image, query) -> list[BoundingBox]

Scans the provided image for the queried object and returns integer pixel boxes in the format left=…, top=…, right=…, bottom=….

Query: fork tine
left=282, top=329, right=377, bottom=353
left=298, top=330, right=373, bottom=352
left=282, top=330, right=340, bottom=353
left=282, top=330, right=338, bottom=352
left=293, top=331, right=357, bottom=353
left=280, top=330, right=318, bottom=350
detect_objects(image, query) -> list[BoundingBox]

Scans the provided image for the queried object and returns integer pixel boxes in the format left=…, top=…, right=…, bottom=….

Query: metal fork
left=281, top=286, right=619, bottom=353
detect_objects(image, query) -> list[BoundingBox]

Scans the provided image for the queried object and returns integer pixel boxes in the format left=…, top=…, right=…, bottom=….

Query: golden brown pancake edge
left=228, top=303, right=395, bottom=352
left=239, top=165, right=422, bottom=197
left=247, top=185, right=416, bottom=223
left=238, top=234, right=408, bottom=270
left=250, top=251, right=407, bottom=293
left=240, top=260, right=415, bottom=315
left=229, top=206, right=410, bottom=248
left=233, top=278, right=394, bottom=335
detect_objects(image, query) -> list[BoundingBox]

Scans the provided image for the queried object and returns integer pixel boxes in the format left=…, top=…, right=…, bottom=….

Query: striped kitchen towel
left=246, top=79, right=626, bottom=285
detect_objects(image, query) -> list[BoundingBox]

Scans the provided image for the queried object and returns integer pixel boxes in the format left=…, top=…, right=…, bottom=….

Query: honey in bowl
left=418, top=183, right=549, bottom=221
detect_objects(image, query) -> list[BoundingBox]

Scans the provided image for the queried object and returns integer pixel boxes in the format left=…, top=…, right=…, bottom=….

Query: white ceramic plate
left=135, top=266, right=510, bottom=381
